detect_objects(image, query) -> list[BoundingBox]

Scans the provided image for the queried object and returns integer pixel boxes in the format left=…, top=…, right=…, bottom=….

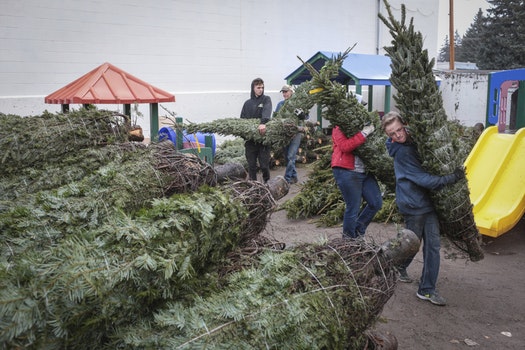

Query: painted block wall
left=435, top=70, right=489, bottom=127
left=1, top=0, right=441, bottom=139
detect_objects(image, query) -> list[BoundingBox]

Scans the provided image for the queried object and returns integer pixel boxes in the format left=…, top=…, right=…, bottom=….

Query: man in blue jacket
left=381, top=111, right=465, bottom=306
left=240, top=78, right=272, bottom=182
left=275, top=84, right=309, bottom=184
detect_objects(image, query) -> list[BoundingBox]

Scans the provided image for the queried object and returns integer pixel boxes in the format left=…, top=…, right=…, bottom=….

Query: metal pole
left=449, top=0, right=455, bottom=70
left=150, top=103, right=159, bottom=142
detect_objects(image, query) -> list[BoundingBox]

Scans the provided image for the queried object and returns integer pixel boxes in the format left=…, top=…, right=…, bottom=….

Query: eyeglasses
left=387, top=126, right=405, bottom=138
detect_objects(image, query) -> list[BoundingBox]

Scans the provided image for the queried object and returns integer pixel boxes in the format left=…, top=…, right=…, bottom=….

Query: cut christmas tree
left=379, top=0, right=483, bottom=261
left=184, top=82, right=316, bottom=150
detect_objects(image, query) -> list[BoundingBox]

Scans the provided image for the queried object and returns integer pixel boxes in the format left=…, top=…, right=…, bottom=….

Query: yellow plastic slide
left=464, top=126, right=525, bottom=237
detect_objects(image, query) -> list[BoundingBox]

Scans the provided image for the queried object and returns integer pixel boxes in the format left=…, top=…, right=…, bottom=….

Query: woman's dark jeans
left=332, top=167, right=382, bottom=238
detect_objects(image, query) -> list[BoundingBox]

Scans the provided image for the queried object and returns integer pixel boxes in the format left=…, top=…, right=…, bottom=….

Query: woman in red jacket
left=331, top=124, right=382, bottom=239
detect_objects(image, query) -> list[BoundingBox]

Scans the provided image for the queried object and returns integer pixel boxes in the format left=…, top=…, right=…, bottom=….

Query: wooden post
left=367, top=85, right=373, bottom=112
left=150, top=103, right=159, bottom=142
left=384, top=85, right=391, bottom=113
left=449, top=0, right=455, bottom=70
left=175, top=117, right=183, bottom=150
left=123, top=104, right=131, bottom=119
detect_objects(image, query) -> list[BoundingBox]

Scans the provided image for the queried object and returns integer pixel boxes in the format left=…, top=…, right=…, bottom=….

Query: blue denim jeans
left=332, top=167, right=382, bottom=238
left=400, top=212, right=441, bottom=295
left=284, top=133, right=303, bottom=182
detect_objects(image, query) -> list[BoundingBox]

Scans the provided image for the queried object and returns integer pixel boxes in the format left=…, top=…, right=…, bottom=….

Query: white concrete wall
left=0, top=0, right=441, bottom=140
left=435, top=70, right=489, bottom=126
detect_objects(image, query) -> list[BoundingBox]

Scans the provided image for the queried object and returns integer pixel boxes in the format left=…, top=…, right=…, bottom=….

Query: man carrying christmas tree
left=381, top=111, right=465, bottom=306
left=240, top=77, right=273, bottom=182
left=275, top=84, right=308, bottom=184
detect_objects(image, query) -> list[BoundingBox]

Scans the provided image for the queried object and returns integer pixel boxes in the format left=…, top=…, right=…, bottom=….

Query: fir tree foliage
left=296, top=47, right=395, bottom=191
left=379, top=0, right=484, bottom=261
left=184, top=81, right=316, bottom=150
left=281, top=151, right=345, bottom=225
left=213, top=137, right=247, bottom=166
left=0, top=110, right=278, bottom=348
left=0, top=187, right=249, bottom=349
left=0, top=109, right=131, bottom=176
left=110, top=239, right=401, bottom=349
left=282, top=47, right=401, bottom=223
left=0, top=142, right=148, bottom=201
left=439, top=0, right=525, bottom=69
left=184, top=117, right=298, bottom=149
left=0, top=141, right=216, bottom=257
left=454, top=9, right=487, bottom=63
left=477, top=0, right=525, bottom=69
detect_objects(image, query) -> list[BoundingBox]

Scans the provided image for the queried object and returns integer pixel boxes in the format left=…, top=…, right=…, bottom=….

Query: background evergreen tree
left=477, top=0, right=525, bottom=69
left=455, top=9, right=487, bottom=63
left=437, top=31, right=462, bottom=63
left=454, top=30, right=462, bottom=55
left=438, top=35, right=450, bottom=62
left=439, top=1, right=525, bottom=69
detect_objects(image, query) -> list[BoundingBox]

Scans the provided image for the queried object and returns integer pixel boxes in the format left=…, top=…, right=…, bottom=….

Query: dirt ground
left=264, top=163, right=525, bottom=349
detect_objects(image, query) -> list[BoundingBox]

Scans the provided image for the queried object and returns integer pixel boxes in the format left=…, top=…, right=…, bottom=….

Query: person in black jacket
left=240, top=77, right=272, bottom=182
left=381, top=111, right=465, bottom=306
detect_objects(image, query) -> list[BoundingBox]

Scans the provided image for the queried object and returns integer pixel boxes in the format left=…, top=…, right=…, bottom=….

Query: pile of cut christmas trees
left=1, top=107, right=418, bottom=349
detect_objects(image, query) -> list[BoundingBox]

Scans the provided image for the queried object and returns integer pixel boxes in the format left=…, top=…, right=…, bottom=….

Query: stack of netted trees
left=1, top=108, right=417, bottom=349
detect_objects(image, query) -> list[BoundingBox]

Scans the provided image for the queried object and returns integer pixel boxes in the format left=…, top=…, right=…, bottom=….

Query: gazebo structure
left=285, top=51, right=393, bottom=115
left=45, top=62, right=175, bottom=141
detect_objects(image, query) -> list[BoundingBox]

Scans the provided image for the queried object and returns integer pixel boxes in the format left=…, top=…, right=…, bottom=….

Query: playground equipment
left=465, top=68, right=525, bottom=237
left=465, top=126, right=525, bottom=237
left=158, top=117, right=215, bottom=165
left=486, top=68, right=525, bottom=132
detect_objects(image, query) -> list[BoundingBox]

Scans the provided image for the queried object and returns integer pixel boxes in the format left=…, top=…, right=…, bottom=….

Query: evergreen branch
left=0, top=109, right=131, bottom=177
left=112, top=233, right=419, bottom=349
left=296, top=47, right=396, bottom=190
left=0, top=184, right=275, bottom=348
left=379, top=0, right=483, bottom=261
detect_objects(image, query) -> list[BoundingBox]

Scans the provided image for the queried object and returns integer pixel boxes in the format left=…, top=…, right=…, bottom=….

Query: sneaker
left=354, top=235, right=365, bottom=242
left=342, top=233, right=353, bottom=240
left=416, top=291, right=446, bottom=306
left=396, top=268, right=413, bottom=283
left=286, top=177, right=298, bottom=184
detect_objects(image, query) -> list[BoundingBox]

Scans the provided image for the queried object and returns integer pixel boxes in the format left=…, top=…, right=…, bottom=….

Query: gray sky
left=438, top=0, right=490, bottom=51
